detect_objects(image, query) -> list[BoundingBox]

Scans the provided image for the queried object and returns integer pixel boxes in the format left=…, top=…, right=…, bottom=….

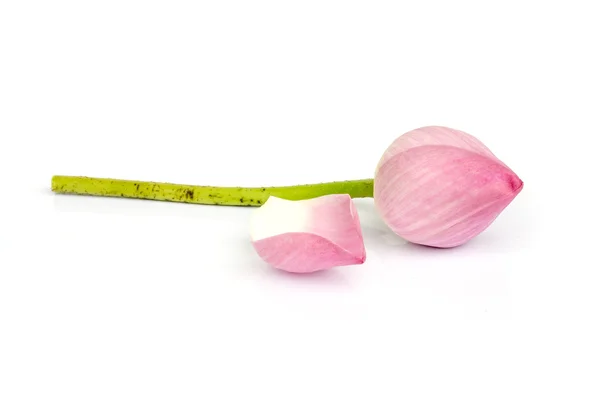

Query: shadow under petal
left=266, top=265, right=352, bottom=285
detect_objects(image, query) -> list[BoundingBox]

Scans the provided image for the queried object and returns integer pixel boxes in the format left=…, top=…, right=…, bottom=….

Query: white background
left=1, top=1, right=599, bottom=403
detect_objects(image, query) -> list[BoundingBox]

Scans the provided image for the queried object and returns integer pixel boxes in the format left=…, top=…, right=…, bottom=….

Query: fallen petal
left=250, top=194, right=366, bottom=273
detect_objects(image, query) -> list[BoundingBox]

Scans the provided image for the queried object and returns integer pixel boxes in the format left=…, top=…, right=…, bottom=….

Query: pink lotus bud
left=250, top=194, right=366, bottom=273
left=374, top=126, right=523, bottom=248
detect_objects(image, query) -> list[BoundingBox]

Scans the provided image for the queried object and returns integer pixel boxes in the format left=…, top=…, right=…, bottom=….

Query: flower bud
left=374, top=126, right=523, bottom=248
left=250, top=194, right=366, bottom=273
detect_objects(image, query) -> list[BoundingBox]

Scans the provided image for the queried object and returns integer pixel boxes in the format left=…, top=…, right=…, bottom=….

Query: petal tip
left=355, top=250, right=367, bottom=264
left=511, top=176, right=524, bottom=194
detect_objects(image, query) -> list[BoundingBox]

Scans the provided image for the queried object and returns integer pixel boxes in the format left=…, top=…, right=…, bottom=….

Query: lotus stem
left=51, top=176, right=374, bottom=207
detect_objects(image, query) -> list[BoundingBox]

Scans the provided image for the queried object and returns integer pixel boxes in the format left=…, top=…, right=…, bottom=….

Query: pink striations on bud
left=374, top=126, right=523, bottom=248
left=250, top=194, right=366, bottom=273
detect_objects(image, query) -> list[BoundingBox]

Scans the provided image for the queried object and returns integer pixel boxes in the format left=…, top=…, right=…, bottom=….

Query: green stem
left=51, top=176, right=374, bottom=206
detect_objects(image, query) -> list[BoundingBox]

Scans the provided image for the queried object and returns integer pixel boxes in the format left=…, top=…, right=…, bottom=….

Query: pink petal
left=250, top=195, right=366, bottom=273
left=376, top=125, right=502, bottom=175
left=374, top=126, right=523, bottom=248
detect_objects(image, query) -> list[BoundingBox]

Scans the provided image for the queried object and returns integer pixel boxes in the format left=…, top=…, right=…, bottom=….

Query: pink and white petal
left=302, top=194, right=366, bottom=261
left=250, top=195, right=366, bottom=273
left=376, top=126, right=502, bottom=174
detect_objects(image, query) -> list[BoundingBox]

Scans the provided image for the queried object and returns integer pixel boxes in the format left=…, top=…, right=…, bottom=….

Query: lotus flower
left=52, top=125, right=523, bottom=261
left=249, top=194, right=366, bottom=273
left=374, top=126, right=523, bottom=248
